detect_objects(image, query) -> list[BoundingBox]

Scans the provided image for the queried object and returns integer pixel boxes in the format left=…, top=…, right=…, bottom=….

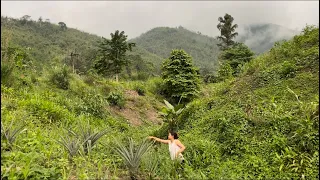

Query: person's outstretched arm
left=148, top=136, right=170, bottom=144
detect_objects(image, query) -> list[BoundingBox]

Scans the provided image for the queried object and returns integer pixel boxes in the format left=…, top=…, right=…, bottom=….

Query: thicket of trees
left=204, top=13, right=255, bottom=83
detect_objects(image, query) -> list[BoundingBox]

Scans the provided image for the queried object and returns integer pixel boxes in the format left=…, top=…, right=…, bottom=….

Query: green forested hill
left=130, top=26, right=221, bottom=74
left=2, top=16, right=299, bottom=76
left=1, top=16, right=163, bottom=76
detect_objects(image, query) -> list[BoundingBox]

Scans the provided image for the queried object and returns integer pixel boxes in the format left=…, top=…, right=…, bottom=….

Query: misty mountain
left=237, top=23, right=299, bottom=54
left=130, top=24, right=299, bottom=74
left=130, top=26, right=221, bottom=74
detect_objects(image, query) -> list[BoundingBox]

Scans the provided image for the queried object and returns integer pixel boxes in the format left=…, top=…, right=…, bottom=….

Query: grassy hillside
left=1, top=66, right=166, bottom=179
left=130, top=26, right=221, bottom=74
left=237, top=23, right=299, bottom=54
left=162, top=25, right=318, bottom=179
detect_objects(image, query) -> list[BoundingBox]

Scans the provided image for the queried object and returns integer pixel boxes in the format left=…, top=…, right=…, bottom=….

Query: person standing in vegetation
left=148, top=131, right=186, bottom=162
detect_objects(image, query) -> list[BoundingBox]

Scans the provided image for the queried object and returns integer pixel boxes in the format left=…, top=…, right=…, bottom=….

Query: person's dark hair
left=169, top=131, right=179, bottom=139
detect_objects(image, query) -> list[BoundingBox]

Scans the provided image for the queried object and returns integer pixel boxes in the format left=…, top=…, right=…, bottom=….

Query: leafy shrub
left=136, top=72, right=149, bottom=81
left=107, top=92, right=125, bottom=108
left=19, top=97, right=71, bottom=123
left=76, top=91, right=109, bottom=118
left=1, top=61, right=15, bottom=87
left=146, top=77, right=165, bottom=96
left=279, top=61, right=297, bottom=79
left=219, top=42, right=255, bottom=76
left=49, top=65, right=70, bottom=90
left=134, top=84, right=146, bottom=96
left=217, top=62, right=233, bottom=81
left=161, top=49, right=201, bottom=104
left=204, top=73, right=223, bottom=83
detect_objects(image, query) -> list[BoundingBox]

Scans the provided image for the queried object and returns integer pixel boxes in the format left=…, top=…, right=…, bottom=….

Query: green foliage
left=159, top=100, right=185, bottom=132
left=75, top=90, right=109, bottom=118
left=57, top=135, right=81, bottom=160
left=49, top=65, right=71, bottom=90
left=141, top=151, right=159, bottom=180
left=94, top=30, right=135, bottom=80
left=165, top=25, right=319, bottom=179
left=130, top=26, right=220, bottom=75
left=1, top=121, right=26, bottom=149
left=145, top=77, right=165, bottom=96
left=1, top=61, right=15, bottom=87
left=134, top=84, right=146, bottom=96
left=217, top=13, right=239, bottom=50
left=217, top=62, right=233, bottom=81
left=19, top=97, right=72, bottom=124
left=1, top=15, right=318, bottom=180
left=1, top=16, right=102, bottom=74
left=279, top=61, right=297, bottom=79
left=161, top=49, right=201, bottom=104
left=125, top=54, right=155, bottom=81
left=66, top=125, right=108, bottom=155
left=107, top=91, right=126, bottom=108
left=219, top=42, right=255, bottom=75
left=113, top=138, right=154, bottom=180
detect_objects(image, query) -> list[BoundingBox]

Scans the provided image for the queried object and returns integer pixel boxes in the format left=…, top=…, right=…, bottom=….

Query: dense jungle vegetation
left=1, top=14, right=319, bottom=180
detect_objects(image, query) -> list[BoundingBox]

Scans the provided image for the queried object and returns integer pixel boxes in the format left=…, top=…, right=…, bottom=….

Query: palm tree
left=217, top=13, right=239, bottom=50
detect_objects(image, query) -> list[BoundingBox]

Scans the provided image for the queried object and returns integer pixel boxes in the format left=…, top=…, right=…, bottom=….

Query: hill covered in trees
left=1, top=16, right=299, bottom=76
left=130, top=26, right=221, bottom=74
left=1, top=16, right=163, bottom=78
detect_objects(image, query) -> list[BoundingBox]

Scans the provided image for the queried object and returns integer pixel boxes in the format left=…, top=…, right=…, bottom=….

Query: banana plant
left=159, top=100, right=185, bottom=131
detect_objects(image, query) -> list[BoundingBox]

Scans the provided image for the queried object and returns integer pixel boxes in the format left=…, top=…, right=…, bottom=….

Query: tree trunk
left=115, top=74, right=119, bottom=82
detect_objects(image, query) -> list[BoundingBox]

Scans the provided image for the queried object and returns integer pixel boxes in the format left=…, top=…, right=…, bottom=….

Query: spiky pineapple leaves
left=113, top=138, right=154, bottom=180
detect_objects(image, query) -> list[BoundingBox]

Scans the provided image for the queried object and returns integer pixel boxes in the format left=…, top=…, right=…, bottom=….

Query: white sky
left=1, top=1, right=319, bottom=39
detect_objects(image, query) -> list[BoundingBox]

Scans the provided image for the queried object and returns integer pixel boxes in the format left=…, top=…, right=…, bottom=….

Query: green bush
left=146, top=77, right=165, bottom=96
left=136, top=72, right=149, bottom=81
left=1, top=61, right=15, bottom=87
left=75, top=92, right=109, bottom=118
left=217, top=62, right=233, bottom=81
left=19, top=97, right=72, bottom=123
left=161, top=49, right=201, bottom=104
left=219, top=42, right=255, bottom=76
left=49, top=65, right=70, bottom=90
left=107, top=92, right=125, bottom=108
left=134, top=84, right=146, bottom=96
left=279, top=61, right=297, bottom=79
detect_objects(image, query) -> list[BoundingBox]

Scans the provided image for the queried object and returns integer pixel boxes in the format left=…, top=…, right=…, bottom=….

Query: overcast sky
left=1, top=1, right=319, bottom=39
